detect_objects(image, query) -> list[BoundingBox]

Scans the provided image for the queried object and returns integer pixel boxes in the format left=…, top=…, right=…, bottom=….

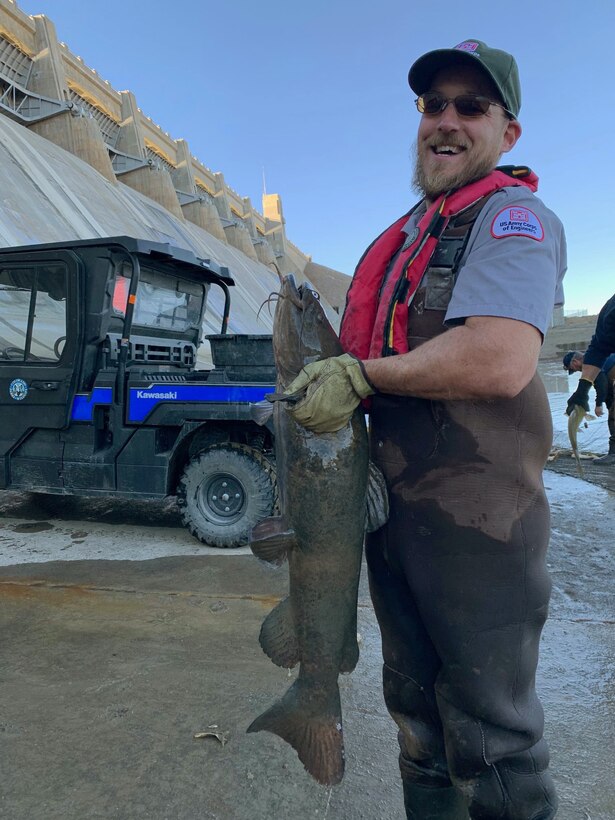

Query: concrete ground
left=0, top=469, right=614, bottom=820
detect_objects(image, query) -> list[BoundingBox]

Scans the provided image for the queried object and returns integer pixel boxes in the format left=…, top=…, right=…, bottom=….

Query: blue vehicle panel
left=127, top=383, right=275, bottom=423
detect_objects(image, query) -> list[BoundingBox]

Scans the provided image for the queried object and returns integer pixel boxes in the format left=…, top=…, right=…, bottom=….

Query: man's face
left=413, top=63, right=521, bottom=202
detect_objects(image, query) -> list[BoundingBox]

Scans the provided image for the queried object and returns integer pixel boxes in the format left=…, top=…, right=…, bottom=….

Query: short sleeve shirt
left=401, top=186, right=567, bottom=337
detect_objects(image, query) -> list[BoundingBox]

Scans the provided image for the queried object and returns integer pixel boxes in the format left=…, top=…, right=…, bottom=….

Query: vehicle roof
left=0, top=236, right=235, bottom=286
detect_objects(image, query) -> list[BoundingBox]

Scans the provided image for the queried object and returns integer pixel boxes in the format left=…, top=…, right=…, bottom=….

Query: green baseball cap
left=408, top=39, right=521, bottom=118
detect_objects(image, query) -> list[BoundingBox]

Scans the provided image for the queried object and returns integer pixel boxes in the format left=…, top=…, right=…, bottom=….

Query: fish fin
left=250, top=516, right=296, bottom=565
left=247, top=679, right=344, bottom=786
left=250, top=400, right=274, bottom=426
left=259, top=596, right=300, bottom=668
left=365, top=460, right=389, bottom=533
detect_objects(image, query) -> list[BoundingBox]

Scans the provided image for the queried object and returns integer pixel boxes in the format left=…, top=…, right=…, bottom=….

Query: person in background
left=562, top=350, right=608, bottom=415
left=283, top=38, right=565, bottom=820
left=566, top=294, right=615, bottom=464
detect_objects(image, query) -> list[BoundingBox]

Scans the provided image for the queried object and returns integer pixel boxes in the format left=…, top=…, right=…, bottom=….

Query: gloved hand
left=566, top=377, right=593, bottom=415
left=283, top=353, right=375, bottom=433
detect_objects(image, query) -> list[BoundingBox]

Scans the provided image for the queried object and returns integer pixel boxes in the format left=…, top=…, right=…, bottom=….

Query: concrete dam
left=0, top=0, right=349, bottom=345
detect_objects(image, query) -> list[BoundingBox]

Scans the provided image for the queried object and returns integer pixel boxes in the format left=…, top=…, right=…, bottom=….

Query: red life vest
left=340, top=166, right=538, bottom=360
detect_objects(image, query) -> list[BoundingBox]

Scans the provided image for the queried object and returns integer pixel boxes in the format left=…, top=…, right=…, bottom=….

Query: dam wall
left=0, top=0, right=350, bottom=316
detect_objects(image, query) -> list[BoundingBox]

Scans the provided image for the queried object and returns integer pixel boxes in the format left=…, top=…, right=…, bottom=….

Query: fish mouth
left=273, top=275, right=327, bottom=388
left=280, top=273, right=321, bottom=312
left=280, top=273, right=304, bottom=310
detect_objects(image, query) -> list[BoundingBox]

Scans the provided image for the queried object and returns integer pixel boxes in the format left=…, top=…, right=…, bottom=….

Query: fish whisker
left=256, top=292, right=280, bottom=322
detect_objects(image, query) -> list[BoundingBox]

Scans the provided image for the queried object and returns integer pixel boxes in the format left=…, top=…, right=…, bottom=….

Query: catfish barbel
left=247, top=275, right=372, bottom=785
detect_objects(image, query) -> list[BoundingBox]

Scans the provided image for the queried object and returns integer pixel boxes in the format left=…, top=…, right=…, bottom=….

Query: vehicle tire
left=176, top=443, right=276, bottom=548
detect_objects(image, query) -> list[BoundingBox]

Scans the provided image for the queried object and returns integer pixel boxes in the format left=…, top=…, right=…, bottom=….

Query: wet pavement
left=0, top=474, right=613, bottom=820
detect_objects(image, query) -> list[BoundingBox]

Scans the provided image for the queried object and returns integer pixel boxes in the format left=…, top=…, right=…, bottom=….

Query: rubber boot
left=399, top=755, right=469, bottom=819
left=402, top=780, right=470, bottom=819
left=593, top=436, right=615, bottom=464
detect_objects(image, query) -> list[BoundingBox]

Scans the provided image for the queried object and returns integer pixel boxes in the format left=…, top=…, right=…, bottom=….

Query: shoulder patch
left=490, top=206, right=544, bottom=242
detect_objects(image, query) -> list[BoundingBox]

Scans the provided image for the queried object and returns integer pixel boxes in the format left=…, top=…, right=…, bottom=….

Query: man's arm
left=567, top=294, right=615, bottom=414
left=580, top=364, right=602, bottom=384
left=281, top=316, right=542, bottom=434
left=364, top=315, right=542, bottom=400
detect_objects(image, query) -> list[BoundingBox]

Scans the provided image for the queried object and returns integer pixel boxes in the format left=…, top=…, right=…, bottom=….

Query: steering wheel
left=53, top=336, right=67, bottom=359
left=0, top=346, right=25, bottom=359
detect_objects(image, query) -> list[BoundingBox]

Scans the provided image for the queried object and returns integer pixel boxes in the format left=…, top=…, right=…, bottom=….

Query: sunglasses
left=415, top=91, right=514, bottom=119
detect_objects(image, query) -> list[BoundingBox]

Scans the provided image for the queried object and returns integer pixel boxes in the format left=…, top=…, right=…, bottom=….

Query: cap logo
left=455, top=41, right=479, bottom=53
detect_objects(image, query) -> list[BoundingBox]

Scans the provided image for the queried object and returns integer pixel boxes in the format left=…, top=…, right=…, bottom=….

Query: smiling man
left=283, top=40, right=566, bottom=819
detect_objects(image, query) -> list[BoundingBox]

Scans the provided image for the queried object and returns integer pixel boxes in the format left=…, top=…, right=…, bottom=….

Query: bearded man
left=283, top=40, right=566, bottom=819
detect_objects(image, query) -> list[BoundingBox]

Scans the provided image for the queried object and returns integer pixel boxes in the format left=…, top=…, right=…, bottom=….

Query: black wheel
left=176, top=443, right=276, bottom=548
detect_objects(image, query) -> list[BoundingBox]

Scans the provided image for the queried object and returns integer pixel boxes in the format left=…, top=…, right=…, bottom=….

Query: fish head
left=273, top=275, right=342, bottom=389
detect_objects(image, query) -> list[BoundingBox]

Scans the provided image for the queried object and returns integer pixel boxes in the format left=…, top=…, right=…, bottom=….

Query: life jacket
left=340, top=166, right=538, bottom=360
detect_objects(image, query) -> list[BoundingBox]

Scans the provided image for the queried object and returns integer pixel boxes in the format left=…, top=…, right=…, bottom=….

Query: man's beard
left=411, top=140, right=501, bottom=201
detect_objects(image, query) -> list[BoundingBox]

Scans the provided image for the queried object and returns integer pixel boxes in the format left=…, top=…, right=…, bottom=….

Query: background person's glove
left=566, top=377, right=593, bottom=415
left=283, top=353, right=375, bottom=433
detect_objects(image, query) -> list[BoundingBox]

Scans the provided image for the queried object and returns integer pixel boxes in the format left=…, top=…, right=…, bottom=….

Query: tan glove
left=284, top=353, right=375, bottom=433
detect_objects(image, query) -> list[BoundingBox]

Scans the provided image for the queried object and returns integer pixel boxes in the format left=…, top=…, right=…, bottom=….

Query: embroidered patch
left=490, top=207, right=544, bottom=241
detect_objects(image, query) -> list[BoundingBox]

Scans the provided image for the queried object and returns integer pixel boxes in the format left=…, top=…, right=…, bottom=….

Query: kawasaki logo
left=136, top=390, right=178, bottom=399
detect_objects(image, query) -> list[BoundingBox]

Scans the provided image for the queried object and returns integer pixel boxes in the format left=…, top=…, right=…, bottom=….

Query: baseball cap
left=562, top=351, right=582, bottom=374
left=408, top=39, right=521, bottom=118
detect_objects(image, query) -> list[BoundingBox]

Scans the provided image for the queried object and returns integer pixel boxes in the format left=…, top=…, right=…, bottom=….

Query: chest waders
left=365, top=197, right=559, bottom=819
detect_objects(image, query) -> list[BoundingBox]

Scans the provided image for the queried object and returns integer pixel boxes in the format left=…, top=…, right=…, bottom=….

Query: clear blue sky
left=19, top=0, right=614, bottom=314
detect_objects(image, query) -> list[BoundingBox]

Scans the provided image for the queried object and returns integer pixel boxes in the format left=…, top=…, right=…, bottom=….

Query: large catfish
left=247, top=275, right=369, bottom=785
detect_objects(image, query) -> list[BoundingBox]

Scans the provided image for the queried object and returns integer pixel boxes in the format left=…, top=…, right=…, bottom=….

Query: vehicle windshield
left=113, top=266, right=205, bottom=333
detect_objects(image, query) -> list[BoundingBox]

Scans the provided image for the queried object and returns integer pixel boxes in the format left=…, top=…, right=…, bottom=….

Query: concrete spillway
left=0, top=115, right=340, bottom=348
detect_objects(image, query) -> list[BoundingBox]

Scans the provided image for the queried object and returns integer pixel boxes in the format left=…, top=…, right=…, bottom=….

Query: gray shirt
left=402, top=186, right=567, bottom=337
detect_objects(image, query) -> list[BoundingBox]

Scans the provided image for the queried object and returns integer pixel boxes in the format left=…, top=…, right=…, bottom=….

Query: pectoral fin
left=250, top=400, right=274, bottom=426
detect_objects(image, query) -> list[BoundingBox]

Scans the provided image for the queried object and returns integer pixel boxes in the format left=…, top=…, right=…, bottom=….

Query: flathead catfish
left=567, top=404, right=594, bottom=477
left=247, top=275, right=369, bottom=786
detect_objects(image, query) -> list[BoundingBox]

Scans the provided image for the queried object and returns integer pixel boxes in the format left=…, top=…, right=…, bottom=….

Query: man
left=566, top=294, right=615, bottom=464
left=284, top=40, right=566, bottom=819
left=562, top=349, right=609, bottom=417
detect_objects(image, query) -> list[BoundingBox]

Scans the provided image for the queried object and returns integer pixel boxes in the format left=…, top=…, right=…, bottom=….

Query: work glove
left=566, top=377, right=593, bottom=415
left=283, top=353, right=375, bottom=433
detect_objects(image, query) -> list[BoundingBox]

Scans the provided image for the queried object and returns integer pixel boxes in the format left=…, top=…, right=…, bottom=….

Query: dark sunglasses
left=415, top=91, right=514, bottom=119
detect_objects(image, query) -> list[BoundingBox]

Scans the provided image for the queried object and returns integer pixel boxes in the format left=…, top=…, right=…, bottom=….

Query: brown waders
left=366, top=378, right=558, bottom=819
left=365, top=266, right=558, bottom=817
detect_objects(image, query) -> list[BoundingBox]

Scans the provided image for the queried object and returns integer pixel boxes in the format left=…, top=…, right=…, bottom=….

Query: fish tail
left=260, top=596, right=300, bottom=668
left=247, top=678, right=344, bottom=786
